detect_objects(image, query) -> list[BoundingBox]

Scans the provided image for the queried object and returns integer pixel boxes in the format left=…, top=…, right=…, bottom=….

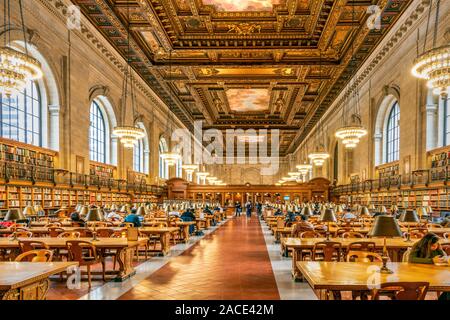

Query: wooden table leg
left=1, top=279, right=50, bottom=300
left=181, top=226, right=190, bottom=243
left=292, top=249, right=303, bottom=281
left=160, top=232, right=171, bottom=255
left=114, top=246, right=137, bottom=282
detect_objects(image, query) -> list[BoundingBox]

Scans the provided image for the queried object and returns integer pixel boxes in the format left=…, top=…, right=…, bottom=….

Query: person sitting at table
left=274, top=208, right=283, bottom=216
left=181, top=208, right=196, bottom=234
left=124, top=208, right=142, bottom=227
left=70, top=212, right=86, bottom=227
left=342, top=209, right=356, bottom=220
left=105, top=210, right=122, bottom=221
left=408, top=232, right=447, bottom=264
left=408, top=232, right=449, bottom=300
left=291, top=215, right=315, bottom=237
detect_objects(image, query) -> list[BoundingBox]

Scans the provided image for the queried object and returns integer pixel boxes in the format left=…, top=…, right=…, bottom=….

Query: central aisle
left=118, top=215, right=280, bottom=300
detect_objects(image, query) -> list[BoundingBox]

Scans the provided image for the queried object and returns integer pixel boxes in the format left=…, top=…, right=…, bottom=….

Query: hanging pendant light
left=0, top=0, right=43, bottom=96
left=335, top=113, right=367, bottom=149
left=335, top=2, right=367, bottom=149
left=411, top=0, right=449, bottom=96
left=182, top=164, right=198, bottom=181
left=112, top=1, right=144, bottom=148
left=308, top=52, right=330, bottom=165
left=159, top=49, right=181, bottom=162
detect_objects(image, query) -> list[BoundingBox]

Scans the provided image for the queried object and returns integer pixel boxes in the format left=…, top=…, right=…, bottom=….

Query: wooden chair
left=347, top=250, right=383, bottom=262
left=409, top=228, right=428, bottom=234
left=57, top=231, right=81, bottom=238
left=110, top=231, right=126, bottom=238
left=427, top=223, right=443, bottom=228
left=44, top=222, right=62, bottom=228
left=15, top=249, right=53, bottom=262
left=48, top=227, right=65, bottom=237
left=299, top=231, right=322, bottom=238
left=312, top=241, right=342, bottom=262
left=9, top=231, right=33, bottom=239
left=408, top=231, right=425, bottom=239
left=18, top=240, right=50, bottom=253
left=348, top=241, right=376, bottom=252
left=371, top=282, right=429, bottom=300
left=66, top=240, right=105, bottom=288
left=335, top=227, right=354, bottom=237
left=341, top=232, right=364, bottom=238
left=87, top=221, right=108, bottom=228
left=95, top=228, right=114, bottom=238
left=443, top=232, right=448, bottom=240
left=73, top=228, right=94, bottom=237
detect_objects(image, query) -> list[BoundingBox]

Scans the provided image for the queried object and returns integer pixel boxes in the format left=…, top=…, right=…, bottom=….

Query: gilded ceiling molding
left=293, top=0, right=432, bottom=157
left=36, top=0, right=186, bottom=131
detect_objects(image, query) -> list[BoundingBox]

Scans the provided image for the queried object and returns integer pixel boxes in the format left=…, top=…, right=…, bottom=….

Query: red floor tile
left=118, top=216, right=280, bottom=300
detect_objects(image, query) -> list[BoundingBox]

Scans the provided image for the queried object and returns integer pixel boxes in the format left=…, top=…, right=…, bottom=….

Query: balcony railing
left=332, top=169, right=442, bottom=196
left=0, top=160, right=163, bottom=195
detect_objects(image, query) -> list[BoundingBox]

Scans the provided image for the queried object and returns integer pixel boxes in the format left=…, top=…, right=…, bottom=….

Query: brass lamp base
left=91, top=232, right=99, bottom=242
left=377, top=256, right=393, bottom=274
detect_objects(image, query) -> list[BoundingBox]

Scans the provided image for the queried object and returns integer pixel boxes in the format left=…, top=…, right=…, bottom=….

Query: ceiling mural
left=226, top=89, right=270, bottom=112
left=73, top=0, right=413, bottom=156
left=201, top=0, right=281, bottom=12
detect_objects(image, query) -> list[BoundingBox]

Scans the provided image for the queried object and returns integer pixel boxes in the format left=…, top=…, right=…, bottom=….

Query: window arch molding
left=88, top=89, right=118, bottom=166
left=1, top=41, right=61, bottom=150
left=373, top=86, right=400, bottom=166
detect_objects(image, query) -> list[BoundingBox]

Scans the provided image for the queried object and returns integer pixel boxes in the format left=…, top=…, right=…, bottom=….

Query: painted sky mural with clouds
left=202, top=0, right=279, bottom=11
left=226, top=89, right=270, bottom=112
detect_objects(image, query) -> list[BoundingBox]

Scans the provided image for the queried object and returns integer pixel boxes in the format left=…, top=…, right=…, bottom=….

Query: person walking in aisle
left=235, top=201, right=242, bottom=217
left=245, top=201, right=252, bottom=218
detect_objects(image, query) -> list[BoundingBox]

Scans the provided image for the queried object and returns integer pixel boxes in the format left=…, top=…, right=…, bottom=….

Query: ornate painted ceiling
left=73, top=0, right=412, bottom=156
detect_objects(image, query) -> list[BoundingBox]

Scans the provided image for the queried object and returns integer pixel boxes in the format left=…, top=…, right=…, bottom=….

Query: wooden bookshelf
left=428, top=146, right=450, bottom=182
left=0, top=137, right=57, bottom=182
left=89, top=161, right=116, bottom=180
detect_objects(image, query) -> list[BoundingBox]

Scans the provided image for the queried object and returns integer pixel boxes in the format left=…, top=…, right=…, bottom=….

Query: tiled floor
left=118, top=215, right=280, bottom=300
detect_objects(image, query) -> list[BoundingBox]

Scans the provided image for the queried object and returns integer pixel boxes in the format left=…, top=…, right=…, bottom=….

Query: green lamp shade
left=23, top=206, right=36, bottom=216
left=301, top=206, right=312, bottom=216
left=400, top=210, right=420, bottom=223
left=4, top=209, right=27, bottom=221
left=85, top=208, right=104, bottom=221
left=321, top=208, right=337, bottom=222
left=359, top=206, right=370, bottom=216
left=368, top=216, right=403, bottom=238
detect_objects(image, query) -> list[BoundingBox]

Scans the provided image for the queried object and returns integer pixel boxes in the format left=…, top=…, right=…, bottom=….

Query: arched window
left=1, top=80, right=41, bottom=146
left=175, top=158, right=183, bottom=178
left=333, top=144, right=338, bottom=183
left=134, top=139, right=144, bottom=173
left=385, top=102, right=400, bottom=163
left=159, top=137, right=169, bottom=179
left=89, top=101, right=106, bottom=163
left=133, top=122, right=149, bottom=174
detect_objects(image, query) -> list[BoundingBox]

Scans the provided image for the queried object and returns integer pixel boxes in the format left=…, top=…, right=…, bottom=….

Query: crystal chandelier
left=411, top=0, right=449, bottom=96
left=0, top=1, right=43, bottom=96
left=196, top=171, right=209, bottom=184
left=296, top=163, right=312, bottom=175
left=308, top=148, right=330, bottom=166
left=112, top=2, right=144, bottom=148
left=182, top=164, right=198, bottom=181
left=161, top=152, right=181, bottom=166
left=335, top=114, right=367, bottom=149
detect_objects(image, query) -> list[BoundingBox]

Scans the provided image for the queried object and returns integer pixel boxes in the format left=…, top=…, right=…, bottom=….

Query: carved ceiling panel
left=74, top=0, right=412, bottom=156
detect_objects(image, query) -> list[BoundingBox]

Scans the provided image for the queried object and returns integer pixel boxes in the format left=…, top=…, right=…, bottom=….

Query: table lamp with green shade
left=368, top=204, right=375, bottom=212
left=301, top=205, right=312, bottom=217
left=86, top=208, right=104, bottom=241
left=368, top=216, right=403, bottom=274
left=78, top=205, right=89, bottom=218
left=399, top=210, right=420, bottom=242
left=359, top=206, right=370, bottom=227
left=23, top=205, right=36, bottom=217
left=416, top=207, right=428, bottom=220
left=321, top=208, right=337, bottom=241
left=136, top=206, right=146, bottom=216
